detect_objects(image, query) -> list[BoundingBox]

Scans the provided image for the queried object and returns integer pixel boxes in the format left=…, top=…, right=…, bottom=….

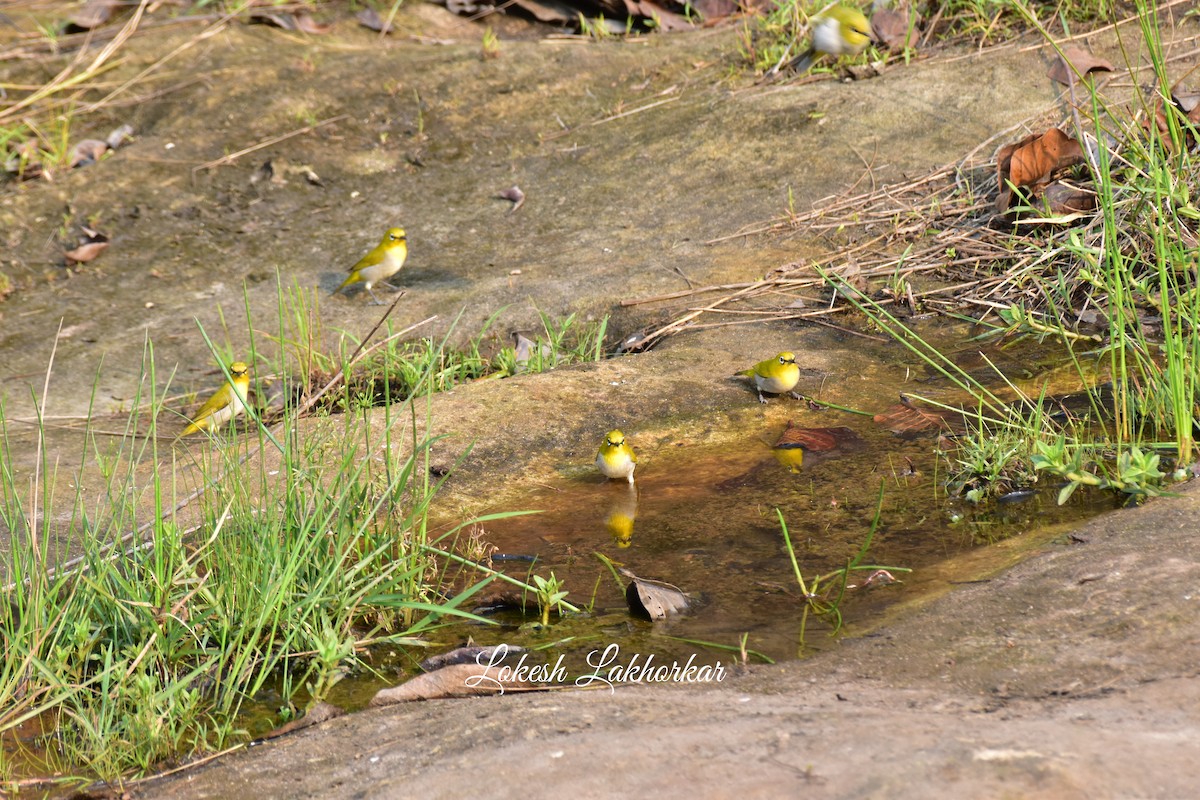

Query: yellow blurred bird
left=332, top=227, right=408, bottom=304
left=772, top=420, right=808, bottom=473
left=596, top=429, right=637, bottom=484
left=739, top=352, right=802, bottom=404
left=181, top=361, right=251, bottom=436
left=786, top=4, right=872, bottom=73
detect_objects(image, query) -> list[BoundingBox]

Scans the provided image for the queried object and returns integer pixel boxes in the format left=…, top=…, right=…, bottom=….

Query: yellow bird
left=332, top=227, right=408, bottom=304
left=596, top=430, right=637, bottom=484
left=786, top=4, right=872, bottom=73
left=181, top=362, right=251, bottom=436
left=739, top=352, right=802, bottom=404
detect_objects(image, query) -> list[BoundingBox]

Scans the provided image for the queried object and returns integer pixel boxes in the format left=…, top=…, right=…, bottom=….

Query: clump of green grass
left=776, top=488, right=910, bottom=648
left=0, top=283, right=604, bottom=787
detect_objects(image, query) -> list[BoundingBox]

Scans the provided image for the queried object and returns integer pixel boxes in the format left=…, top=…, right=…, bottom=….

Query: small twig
left=192, top=114, right=349, bottom=174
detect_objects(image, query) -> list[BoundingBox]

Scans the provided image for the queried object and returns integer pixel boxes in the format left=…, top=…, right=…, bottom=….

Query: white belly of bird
left=358, top=251, right=405, bottom=290
left=597, top=451, right=635, bottom=480
left=812, top=17, right=850, bottom=55
left=755, top=371, right=795, bottom=394
left=204, top=387, right=248, bottom=430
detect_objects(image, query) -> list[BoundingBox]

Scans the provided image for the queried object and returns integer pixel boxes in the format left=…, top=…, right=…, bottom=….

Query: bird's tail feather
left=785, top=48, right=818, bottom=73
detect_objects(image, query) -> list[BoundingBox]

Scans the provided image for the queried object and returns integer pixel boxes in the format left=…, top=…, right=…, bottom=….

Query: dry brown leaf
left=621, top=569, right=692, bottom=620
left=247, top=11, right=329, bottom=31
left=260, top=702, right=345, bottom=740
left=1047, top=46, right=1114, bottom=86
left=498, top=185, right=526, bottom=212
left=69, top=139, right=109, bottom=168
left=67, top=0, right=120, bottom=31
left=773, top=422, right=862, bottom=453
left=356, top=8, right=395, bottom=33
left=293, top=10, right=333, bottom=35
left=64, top=240, right=109, bottom=265
left=1038, top=180, right=1097, bottom=217
left=508, top=0, right=575, bottom=24
left=369, top=662, right=534, bottom=706
left=420, top=644, right=525, bottom=672
left=995, top=129, right=1085, bottom=213
left=871, top=7, right=918, bottom=52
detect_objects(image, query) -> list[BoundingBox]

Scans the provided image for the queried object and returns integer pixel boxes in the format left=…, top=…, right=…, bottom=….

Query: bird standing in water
left=596, top=430, right=637, bottom=484
left=332, top=227, right=408, bottom=304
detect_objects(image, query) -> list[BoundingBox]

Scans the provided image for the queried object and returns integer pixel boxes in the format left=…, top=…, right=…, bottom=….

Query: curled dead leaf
left=620, top=568, right=693, bottom=620
left=871, top=7, right=919, bottom=52
left=247, top=11, right=331, bottom=32
left=63, top=231, right=110, bottom=266
left=420, top=644, right=525, bottom=672
left=995, top=128, right=1085, bottom=213
left=369, top=661, right=535, bottom=705
left=70, top=139, right=110, bottom=168
left=1047, top=46, right=1114, bottom=86
left=67, top=0, right=120, bottom=31
left=260, top=702, right=344, bottom=740
left=1038, top=180, right=1097, bottom=217
left=498, top=185, right=526, bottom=212
left=356, top=8, right=393, bottom=32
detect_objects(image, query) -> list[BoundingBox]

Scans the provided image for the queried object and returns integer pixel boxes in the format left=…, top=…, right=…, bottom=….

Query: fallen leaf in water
left=261, top=702, right=345, bottom=740
left=420, top=644, right=525, bottom=672
left=1047, top=46, right=1114, bottom=86
left=67, top=0, right=120, bottom=31
left=621, top=568, right=692, bottom=620
left=874, top=396, right=967, bottom=436
left=772, top=421, right=863, bottom=472
left=995, top=129, right=1085, bottom=213
left=498, top=185, right=526, bottom=212
left=369, top=662, right=534, bottom=705
left=871, top=7, right=919, bottom=51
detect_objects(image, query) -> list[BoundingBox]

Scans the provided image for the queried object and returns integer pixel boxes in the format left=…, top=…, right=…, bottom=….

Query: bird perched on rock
left=332, top=227, right=408, bottom=304
left=596, top=430, right=637, bottom=484
left=786, top=4, right=871, bottom=73
left=739, top=352, right=802, bottom=404
left=181, top=361, right=250, bottom=435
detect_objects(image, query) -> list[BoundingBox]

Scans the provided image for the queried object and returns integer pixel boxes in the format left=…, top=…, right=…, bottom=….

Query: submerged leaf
left=420, top=644, right=525, bottom=672
left=369, top=662, right=534, bottom=705
left=261, top=702, right=345, bottom=740
left=874, top=396, right=967, bottom=436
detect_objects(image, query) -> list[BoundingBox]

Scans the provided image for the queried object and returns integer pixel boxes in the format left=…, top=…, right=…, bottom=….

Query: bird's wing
left=190, top=383, right=232, bottom=423
left=349, top=246, right=385, bottom=273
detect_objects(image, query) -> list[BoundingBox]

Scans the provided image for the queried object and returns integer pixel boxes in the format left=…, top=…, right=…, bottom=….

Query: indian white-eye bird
left=740, top=352, right=802, bottom=404
left=786, top=4, right=871, bottom=73
left=181, top=361, right=250, bottom=435
left=332, top=227, right=408, bottom=304
left=596, top=429, right=637, bottom=484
